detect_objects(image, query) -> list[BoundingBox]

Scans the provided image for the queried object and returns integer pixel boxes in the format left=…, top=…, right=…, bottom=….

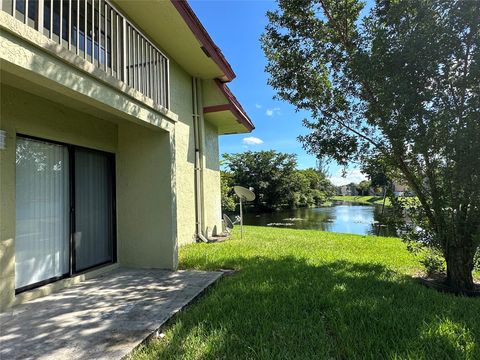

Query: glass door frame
left=15, top=134, right=117, bottom=294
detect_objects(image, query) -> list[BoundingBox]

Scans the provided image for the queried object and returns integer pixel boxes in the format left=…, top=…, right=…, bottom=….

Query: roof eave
left=209, top=80, right=254, bottom=132
left=171, top=0, right=236, bottom=82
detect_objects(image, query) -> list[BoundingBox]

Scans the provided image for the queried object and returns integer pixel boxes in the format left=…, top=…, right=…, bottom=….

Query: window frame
left=15, top=134, right=117, bottom=294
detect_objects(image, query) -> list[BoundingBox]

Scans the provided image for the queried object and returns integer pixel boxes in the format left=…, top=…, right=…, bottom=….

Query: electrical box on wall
left=0, top=130, right=6, bottom=150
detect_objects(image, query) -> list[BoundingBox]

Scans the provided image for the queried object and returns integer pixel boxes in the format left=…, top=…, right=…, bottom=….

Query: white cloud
left=255, top=104, right=262, bottom=109
left=242, top=137, right=264, bottom=145
left=329, top=168, right=367, bottom=186
left=265, top=107, right=281, bottom=117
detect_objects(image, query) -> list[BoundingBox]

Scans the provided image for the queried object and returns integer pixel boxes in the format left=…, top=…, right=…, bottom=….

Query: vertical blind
left=15, top=137, right=70, bottom=289
left=74, top=149, right=114, bottom=271
left=15, top=136, right=115, bottom=290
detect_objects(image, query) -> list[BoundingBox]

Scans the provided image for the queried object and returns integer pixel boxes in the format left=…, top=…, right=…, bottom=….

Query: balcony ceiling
left=110, top=0, right=233, bottom=82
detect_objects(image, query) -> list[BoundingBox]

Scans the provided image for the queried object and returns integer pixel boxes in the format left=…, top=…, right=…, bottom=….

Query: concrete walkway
left=0, top=268, right=223, bottom=359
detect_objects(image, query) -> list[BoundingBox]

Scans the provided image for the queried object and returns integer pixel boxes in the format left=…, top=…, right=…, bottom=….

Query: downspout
left=192, top=77, right=208, bottom=242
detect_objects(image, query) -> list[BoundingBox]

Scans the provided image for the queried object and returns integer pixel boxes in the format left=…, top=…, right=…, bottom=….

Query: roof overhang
left=170, top=1, right=235, bottom=82
left=203, top=80, right=254, bottom=134
left=110, top=0, right=234, bottom=82
left=109, top=0, right=254, bottom=133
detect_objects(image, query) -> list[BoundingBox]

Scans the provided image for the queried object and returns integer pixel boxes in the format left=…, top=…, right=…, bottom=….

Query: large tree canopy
left=262, top=0, right=479, bottom=292
left=222, top=151, right=335, bottom=210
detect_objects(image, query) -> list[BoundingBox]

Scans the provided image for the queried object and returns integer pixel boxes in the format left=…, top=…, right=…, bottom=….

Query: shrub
left=420, top=249, right=446, bottom=277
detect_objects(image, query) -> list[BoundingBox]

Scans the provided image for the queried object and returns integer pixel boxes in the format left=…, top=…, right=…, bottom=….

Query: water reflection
left=240, top=201, right=398, bottom=237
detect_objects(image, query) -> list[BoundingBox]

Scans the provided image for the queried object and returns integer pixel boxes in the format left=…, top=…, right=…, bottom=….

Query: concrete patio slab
left=0, top=268, right=223, bottom=360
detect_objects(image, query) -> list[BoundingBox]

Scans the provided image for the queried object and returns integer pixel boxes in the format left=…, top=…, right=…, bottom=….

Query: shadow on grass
left=136, top=256, right=480, bottom=360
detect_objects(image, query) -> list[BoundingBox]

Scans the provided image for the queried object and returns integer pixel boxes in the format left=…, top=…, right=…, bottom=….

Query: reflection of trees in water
left=238, top=207, right=334, bottom=230
left=371, top=205, right=405, bottom=237
left=241, top=204, right=404, bottom=237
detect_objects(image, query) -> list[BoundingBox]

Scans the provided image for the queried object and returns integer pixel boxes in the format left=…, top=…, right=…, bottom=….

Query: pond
left=240, top=201, right=398, bottom=237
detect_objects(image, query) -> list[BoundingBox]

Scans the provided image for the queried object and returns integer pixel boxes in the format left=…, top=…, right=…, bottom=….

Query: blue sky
left=189, top=0, right=367, bottom=186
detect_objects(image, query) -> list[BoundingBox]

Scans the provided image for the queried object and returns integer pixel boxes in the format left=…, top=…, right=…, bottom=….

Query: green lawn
left=131, top=227, right=480, bottom=360
left=332, top=195, right=389, bottom=206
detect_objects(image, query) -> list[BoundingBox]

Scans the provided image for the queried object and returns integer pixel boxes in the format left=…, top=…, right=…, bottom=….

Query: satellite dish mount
left=233, top=186, right=255, bottom=240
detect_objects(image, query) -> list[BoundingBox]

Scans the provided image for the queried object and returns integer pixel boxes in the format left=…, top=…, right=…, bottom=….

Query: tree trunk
left=445, top=244, right=475, bottom=293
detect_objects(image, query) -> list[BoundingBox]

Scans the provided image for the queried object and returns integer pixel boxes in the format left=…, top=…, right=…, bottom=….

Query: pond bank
left=331, top=195, right=389, bottom=206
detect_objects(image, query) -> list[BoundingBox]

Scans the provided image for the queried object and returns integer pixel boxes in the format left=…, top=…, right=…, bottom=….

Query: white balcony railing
left=2, top=0, right=170, bottom=109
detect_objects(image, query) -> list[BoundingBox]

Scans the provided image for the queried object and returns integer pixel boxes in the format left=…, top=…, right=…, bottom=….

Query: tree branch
left=330, top=115, right=386, bottom=151
left=317, top=0, right=437, bottom=226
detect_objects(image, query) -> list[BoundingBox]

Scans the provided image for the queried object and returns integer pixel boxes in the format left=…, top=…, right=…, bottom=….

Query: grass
left=332, top=195, right=389, bottom=206
left=131, top=226, right=480, bottom=360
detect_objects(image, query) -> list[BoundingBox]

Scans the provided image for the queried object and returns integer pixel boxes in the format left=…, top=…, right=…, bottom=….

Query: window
left=15, top=137, right=70, bottom=289
left=15, top=135, right=116, bottom=293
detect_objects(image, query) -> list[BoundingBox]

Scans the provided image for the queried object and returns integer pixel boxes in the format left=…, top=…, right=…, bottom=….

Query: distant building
left=392, top=182, right=410, bottom=197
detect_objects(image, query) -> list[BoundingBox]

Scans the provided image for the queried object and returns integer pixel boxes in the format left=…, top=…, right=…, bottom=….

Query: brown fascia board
left=203, top=80, right=254, bottom=132
left=171, top=0, right=236, bottom=82
left=172, top=1, right=254, bottom=131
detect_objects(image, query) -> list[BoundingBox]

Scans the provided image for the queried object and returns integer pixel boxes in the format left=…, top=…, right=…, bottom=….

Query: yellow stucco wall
left=117, top=121, right=177, bottom=269
left=0, top=84, right=178, bottom=311
left=203, top=120, right=223, bottom=236
left=0, top=84, right=118, bottom=310
left=169, top=73, right=224, bottom=242
left=0, top=84, right=16, bottom=312
left=0, top=13, right=178, bottom=127
left=0, top=11, right=226, bottom=310
left=202, top=79, right=227, bottom=107
left=169, top=61, right=197, bottom=245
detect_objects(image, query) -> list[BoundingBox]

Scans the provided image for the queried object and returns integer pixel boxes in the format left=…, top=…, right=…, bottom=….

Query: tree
left=357, top=180, right=372, bottom=196
left=290, top=168, right=336, bottom=207
left=286, top=170, right=312, bottom=207
left=223, top=150, right=298, bottom=210
left=363, top=159, right=390, bottom=190
left=262, top=0, right=480, bottom=291
left=221, top=171, right=237, bottom=212
left=222, top=151, right=335, bottom=210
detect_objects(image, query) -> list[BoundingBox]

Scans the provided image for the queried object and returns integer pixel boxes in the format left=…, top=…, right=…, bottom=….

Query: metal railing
left=1, top=0, right=170, bottom=109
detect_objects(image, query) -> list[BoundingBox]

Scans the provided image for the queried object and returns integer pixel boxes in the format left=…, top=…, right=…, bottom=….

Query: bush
left=221, top=171, right=236, bottom=212
left=420, top=249, right=446, bottom=276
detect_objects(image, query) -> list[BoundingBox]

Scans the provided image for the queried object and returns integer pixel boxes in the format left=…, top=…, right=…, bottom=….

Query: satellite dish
left=223, top=214, right=234, bottom=230
left=233, top=186, right=255, bottom=240
left=222, top=214, right=241, bottom=236
left=234, top=186, right=256, bottom=201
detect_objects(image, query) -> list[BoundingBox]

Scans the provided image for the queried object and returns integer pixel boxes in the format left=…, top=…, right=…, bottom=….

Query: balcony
left=1, top=0, right=170, bottom=109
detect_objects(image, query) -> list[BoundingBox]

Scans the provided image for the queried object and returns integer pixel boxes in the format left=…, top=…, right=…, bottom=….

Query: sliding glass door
left=74, top=149, right=115, bottom=272
left=15, top=138, right=70, bottom=290
left=15, top=136, right=116, bottom=292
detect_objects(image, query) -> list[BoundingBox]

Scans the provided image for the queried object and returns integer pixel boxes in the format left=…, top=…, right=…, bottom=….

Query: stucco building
left=0, top=0, right=253, bottom=311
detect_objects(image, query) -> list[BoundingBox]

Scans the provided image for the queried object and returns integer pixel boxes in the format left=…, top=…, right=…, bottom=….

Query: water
left=240, top=202, right=398, bottom=237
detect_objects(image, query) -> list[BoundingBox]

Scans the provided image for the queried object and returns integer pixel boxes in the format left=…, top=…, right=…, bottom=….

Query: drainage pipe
left=192, top=77, right=208, bottom=242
